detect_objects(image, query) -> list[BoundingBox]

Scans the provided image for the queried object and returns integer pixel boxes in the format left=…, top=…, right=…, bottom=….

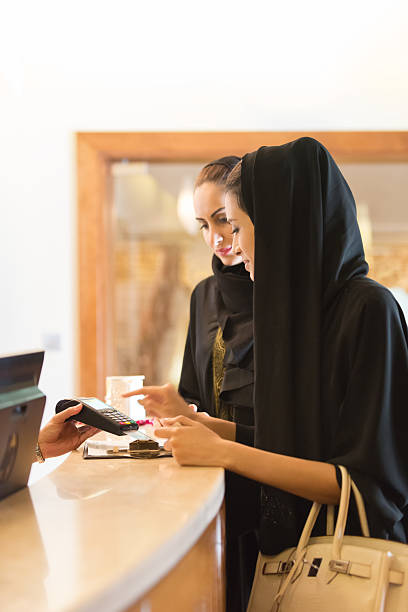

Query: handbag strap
left=274, top=467, right=373, bottom=609
left=294, top=465, right=370, bottom=562
left=351, top=477, right=370, bottom=537
left=326, top=505, right=334, bottom=536
left=326, top=479, right=370, bottom=538
left=332, top=466, right=352, bottom=558
left=335, top=466, right=370, bottom=541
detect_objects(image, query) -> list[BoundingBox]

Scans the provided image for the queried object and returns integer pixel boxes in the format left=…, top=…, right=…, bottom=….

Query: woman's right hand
left=123, top=383, right=197, bottom=419
left=38, top=403, right=99, bottom=459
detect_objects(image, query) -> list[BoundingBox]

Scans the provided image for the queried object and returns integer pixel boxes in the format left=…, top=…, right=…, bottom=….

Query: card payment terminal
left=55, top=397, right=141, bottom=437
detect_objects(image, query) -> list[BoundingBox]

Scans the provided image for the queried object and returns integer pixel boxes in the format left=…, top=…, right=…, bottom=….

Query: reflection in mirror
left=340, top=162, right=408, bottom=322
left=111, top=161, right=408, bottom=386
left=111, top=162, right=209, bottom=385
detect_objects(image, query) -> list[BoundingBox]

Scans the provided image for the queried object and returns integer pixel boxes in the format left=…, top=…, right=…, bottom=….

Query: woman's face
left=194, top=181, right=242, bottom=266
left=225, top=191, right=255, bottom=281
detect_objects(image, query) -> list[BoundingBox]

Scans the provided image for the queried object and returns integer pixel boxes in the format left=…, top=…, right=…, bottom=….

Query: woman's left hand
left=155, top=416, right=228, bottom=467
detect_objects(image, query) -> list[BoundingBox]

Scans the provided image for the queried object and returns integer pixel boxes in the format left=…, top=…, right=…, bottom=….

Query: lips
left=216, top=247, right=232, bottom=256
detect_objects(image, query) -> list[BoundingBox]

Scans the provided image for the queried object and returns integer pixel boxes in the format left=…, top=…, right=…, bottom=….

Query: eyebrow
left=195, top=207, right=225, bottom=221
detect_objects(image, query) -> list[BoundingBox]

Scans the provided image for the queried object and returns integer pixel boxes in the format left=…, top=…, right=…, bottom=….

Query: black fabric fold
left=211, top=255, right=254, bottom=409
left=235, top=423, right=255, bottom=447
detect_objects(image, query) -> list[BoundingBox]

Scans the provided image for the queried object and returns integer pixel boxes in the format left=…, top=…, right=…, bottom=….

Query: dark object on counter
left=129, top=439, right=161, bottom=458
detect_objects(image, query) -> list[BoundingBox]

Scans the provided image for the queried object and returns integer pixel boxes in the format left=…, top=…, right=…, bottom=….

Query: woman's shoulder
left=346, top=277, right=400, bottom=310
left=330, top=277, right=408, bottom=372
left=188, top=275, right=217, bottom=315
left=188, top=275, right=219, bottom=332
left=190, top=275, right=217, bottom=300
left=342, top=276, right=406, bottom=328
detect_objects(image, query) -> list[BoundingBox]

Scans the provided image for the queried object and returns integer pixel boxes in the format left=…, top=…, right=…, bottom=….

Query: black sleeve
left=178, top=292, right=202, bottom=410
left=328, top=292, right=408, bottom=541
left=236, top=423, right=255, bottom=446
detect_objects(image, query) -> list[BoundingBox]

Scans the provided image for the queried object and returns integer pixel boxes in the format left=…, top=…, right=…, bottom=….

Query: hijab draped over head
left=241, top=137, right=408, bottom=551
left=242, top=137, right=368, bottom=459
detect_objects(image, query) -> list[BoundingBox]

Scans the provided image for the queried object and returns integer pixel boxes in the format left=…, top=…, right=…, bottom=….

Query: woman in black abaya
left=223, top=137, right=408, bottom=549
left=149, top=137, right=408, bottom=555
left=178, top=158, right=254, bottom=428
left=178, top=157, right=259, bottom=611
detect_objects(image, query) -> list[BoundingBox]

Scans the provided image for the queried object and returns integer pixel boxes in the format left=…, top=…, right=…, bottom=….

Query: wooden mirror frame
left=76, top=131, right=408, bottom=397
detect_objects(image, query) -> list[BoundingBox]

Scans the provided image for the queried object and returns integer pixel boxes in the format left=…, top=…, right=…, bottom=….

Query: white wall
left=1, top=0, right=407, bottom=421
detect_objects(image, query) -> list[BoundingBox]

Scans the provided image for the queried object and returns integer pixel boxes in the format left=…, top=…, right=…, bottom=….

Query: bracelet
left=35, top=442, right=45, bottom=463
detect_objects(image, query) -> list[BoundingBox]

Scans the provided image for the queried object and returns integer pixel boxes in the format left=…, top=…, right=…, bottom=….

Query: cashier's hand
left=38, top=403, right=99, bottom=459
left=154, top=416, right=227, bottom=467
left=123, top=384, right=196, bottom=419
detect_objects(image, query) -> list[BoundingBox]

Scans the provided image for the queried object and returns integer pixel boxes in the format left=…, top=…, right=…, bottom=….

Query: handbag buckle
left=263, top=560, right=294, bottom=575
left=329, top=559, right=350, bottom=574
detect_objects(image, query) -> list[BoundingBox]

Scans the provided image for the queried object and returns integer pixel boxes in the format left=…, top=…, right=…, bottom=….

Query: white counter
left=0, top=450, right=225, bottom=612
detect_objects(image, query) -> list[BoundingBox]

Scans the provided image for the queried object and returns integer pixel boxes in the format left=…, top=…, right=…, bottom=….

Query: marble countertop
left=0, top=449, right=224, bottom=612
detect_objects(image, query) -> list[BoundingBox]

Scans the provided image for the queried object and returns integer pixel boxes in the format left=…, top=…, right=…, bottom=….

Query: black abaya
left=240, top=137, right=408, bottom=554
left=178, top=256, right=254, bottom=424
left=178, top=257, right=259, bottom=611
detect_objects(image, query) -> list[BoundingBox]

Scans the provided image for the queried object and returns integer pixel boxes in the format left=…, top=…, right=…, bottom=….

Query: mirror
left=110, top=159, right=408, bottom=385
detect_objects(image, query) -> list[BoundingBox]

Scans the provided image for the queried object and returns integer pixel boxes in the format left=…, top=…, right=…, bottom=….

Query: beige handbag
left=247, top=466, right=408, bottom=612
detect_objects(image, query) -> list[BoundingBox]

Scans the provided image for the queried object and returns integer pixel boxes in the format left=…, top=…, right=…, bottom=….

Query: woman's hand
left=38, top=403, right=99, bottom=459
left=123, top=383, right=196, bottom=419
left=154, top=415, right=228, bottom=467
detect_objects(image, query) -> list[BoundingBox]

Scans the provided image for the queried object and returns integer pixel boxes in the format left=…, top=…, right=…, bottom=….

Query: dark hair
left=224, top=160, right=247, bottom=212
left=194, top=156, right=240, bottom=190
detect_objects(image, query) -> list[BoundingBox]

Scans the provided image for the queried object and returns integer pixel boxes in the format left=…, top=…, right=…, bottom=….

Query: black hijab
left=241, top=137, right=408, bottom=551
left=242, top=137, right=368, bottom=459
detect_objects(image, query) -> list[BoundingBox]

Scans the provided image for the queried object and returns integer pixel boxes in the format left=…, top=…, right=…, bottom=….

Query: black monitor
left=0, top=351, right=46, bottom=501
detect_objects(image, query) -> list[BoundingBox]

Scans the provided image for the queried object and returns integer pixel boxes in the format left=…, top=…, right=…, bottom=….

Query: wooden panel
left=126, top=507, right=225, bottom=612
left=76, top=131, right=408, bottom=396
left=77, top=137, right=113, bottom=397
left=78, top=131, right=408, bottom=162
